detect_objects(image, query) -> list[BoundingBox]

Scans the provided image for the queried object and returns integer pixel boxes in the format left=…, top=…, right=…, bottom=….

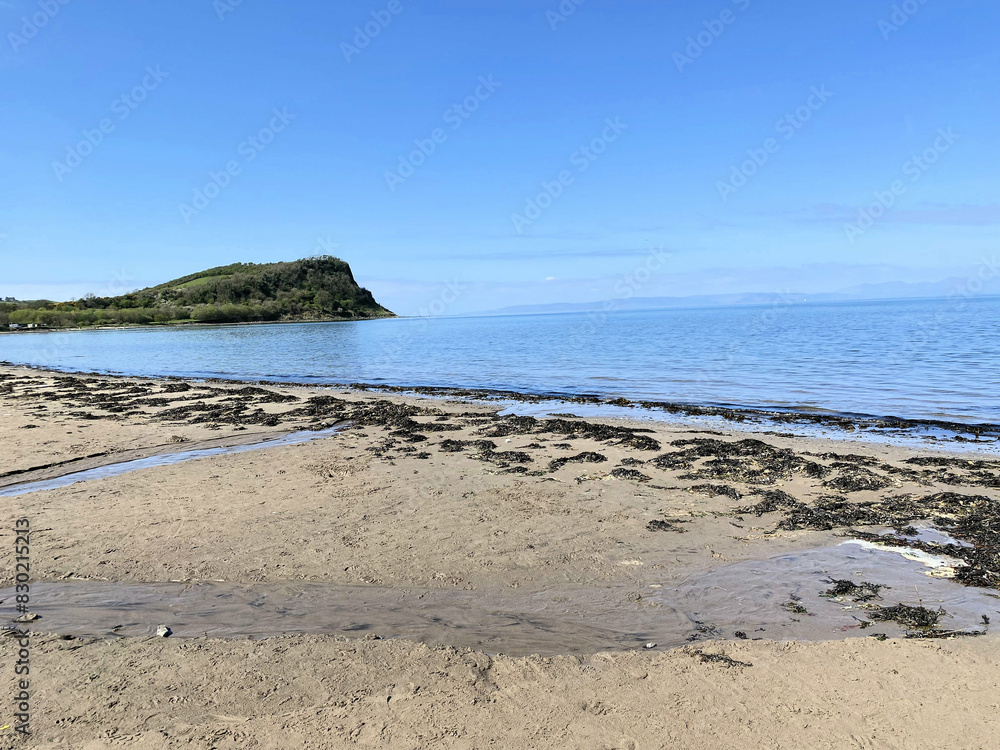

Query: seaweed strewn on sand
left=2, top=365, right=999, bottom=748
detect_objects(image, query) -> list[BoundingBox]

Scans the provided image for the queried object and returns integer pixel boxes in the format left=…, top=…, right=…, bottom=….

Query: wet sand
left=5, top=539, right=997, bottom=653
left=1, top=364, right=999, bottom=748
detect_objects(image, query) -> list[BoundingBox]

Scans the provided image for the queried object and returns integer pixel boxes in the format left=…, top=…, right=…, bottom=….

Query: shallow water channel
left=0, top=425, right=345, bottom=497
left=5, top=539, right=997, bottom=656
left=4, top=428, right=997, bottom=655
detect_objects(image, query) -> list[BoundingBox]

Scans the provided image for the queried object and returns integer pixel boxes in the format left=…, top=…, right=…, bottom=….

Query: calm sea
left=3, top=297, right=998, bottom=425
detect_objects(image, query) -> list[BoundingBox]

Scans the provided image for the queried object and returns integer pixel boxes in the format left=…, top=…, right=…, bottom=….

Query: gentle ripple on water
left=2, top=297, right=998, bottom=424
left=5, top=542, right=996, bottom=655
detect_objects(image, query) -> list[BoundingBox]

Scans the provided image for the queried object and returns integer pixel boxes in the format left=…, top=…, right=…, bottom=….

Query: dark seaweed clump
left=470, top=443, right=533, bottom=467
left=390, top=430, right=428, bottom=443
left=694, top=651, right=752, bottom=668
left=651, top=439, right=828, bottom=485
left=783, top=599, right=808, bottom=615
left=7, top=371, right=407, bottom=436
left=739, top=491, right=1000, bottom=590
left=822, top=579, right=886, bottom=603
left=905, top=456, right=1000, bottom=472
left=689, top=483, right=742, bottom=500
left=737, top=488, right=799, bottom=515
left=289, top=396, right=450, bottom=433
left=486, top=451, right=533, bottom=465
left=369, top=433, right=533, bottom=466
left=824, top=465, right=894, bottom=493
left=823, top=580, right=985, bottom=638
left=548, top=452, right=607, bottom=472
left=500, top=465, right=529, bottom=474
left=479, top=415, right=661, bottom=452
left=222, top=386, right=300, bottom=404
left=866, top=604, right=944, bottom=630
left=740, top=495, right=889, bottom=530
left=610, top=468, right=651, bottom=482
left=901, top=455, right=1000, bottom=490
left=906, top=456, right=1000, bottom=489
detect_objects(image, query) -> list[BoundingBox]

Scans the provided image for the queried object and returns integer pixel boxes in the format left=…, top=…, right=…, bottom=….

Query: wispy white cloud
left=794, top=202, right=1000, bottom=226
left=432, top=247, right=680, bottom=261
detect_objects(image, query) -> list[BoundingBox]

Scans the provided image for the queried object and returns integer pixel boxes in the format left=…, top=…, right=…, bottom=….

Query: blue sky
left=1, top=0, right=998, bottom=315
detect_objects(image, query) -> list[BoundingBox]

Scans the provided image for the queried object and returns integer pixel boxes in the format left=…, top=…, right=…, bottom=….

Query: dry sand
left=1, top=365, right=998, bottom=748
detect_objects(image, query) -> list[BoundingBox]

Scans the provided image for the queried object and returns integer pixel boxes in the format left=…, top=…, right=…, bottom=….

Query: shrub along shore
left=1, top=256, right=394, bottom=329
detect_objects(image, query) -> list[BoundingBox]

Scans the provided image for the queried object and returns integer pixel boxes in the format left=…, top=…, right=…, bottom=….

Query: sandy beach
left=7, top=0, right=1000, bottom=744
left=1, top=364, right=998, bottom=748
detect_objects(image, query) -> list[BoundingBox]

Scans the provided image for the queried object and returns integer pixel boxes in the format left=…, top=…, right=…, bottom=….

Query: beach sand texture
left=1, top=365, right=998, bottom=749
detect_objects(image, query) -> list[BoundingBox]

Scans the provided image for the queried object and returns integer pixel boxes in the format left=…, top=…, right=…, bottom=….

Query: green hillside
left=1, top=256, right=394, bottom=328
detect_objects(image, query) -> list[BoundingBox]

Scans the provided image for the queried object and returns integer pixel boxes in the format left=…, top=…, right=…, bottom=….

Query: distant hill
left=475, top=277, right=1000, bottom=317
left=480, top=293, right=816, bottom=316
left=0, top=256, right=394, bottom=328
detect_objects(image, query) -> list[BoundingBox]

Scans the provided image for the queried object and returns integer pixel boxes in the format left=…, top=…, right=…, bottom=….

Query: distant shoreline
left=2, top=361, right=996, bottom=450
left=1, top=313, right=395, bottom=335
